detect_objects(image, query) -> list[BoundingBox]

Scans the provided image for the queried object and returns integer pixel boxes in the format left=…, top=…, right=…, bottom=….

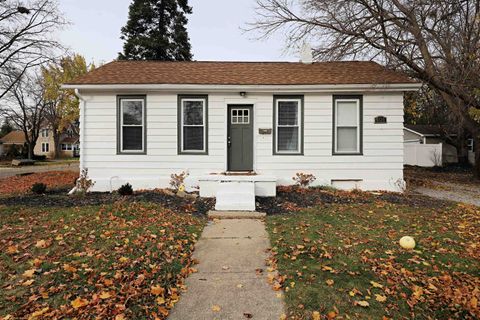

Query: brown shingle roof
left=0, top=131, right=26, bottom=144
left=67, top=60, right=416, bottom=86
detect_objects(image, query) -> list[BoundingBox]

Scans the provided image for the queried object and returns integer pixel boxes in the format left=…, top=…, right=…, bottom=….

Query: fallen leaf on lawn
left=280, top=314, right=287, bottom=320
left=63, top=264, right=77, bottom=273
left=355, top=300, right=370, bottom=307
left=35, top=240, right=49, bottom=249
left=375, top=294, right=387, bottom=302
left=22, top=279, right=35, bottom=286
left=151, top=285, right=165, bottom=295
left=99, top=291, right=112, bottom=299
left=7, top=245, right=18, bottom=254
left=326, top=279, right=334, bottom=286
left=23, top=269, right=35, bottom=278
left=115, top=314, right=125, bottom=320
left=370, top=281, right=383, bottom=288
left=471, top=296, right=478, bottom=309
left=212, top=305, right=221, bottom=312
left=327, top=311, right=337, bottom=319
left=118, top=256, right=129, bottom=263
left=312, top=311, right=321, bottom=320
left=158, top=307, right=169, bottom=317
left=156, top=296, right=165, bottom=305
left=71, top=297, right=89, bottom=309
left=28, top=307, right=49, bottom=319
left=412, top=285, right=423, bottom=299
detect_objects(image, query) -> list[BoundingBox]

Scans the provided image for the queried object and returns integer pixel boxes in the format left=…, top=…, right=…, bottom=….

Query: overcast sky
left=58, top=0, right=296, bottom=65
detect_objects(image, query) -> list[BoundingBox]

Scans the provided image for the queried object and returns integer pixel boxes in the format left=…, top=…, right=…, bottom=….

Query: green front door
left=228, top=105, right=254, bottom=171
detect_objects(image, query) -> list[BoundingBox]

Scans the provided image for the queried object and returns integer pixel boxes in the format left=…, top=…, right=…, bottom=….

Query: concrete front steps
left=215, top=181, right=256, bottom=211
left=199, top=174, right=277, bottom=212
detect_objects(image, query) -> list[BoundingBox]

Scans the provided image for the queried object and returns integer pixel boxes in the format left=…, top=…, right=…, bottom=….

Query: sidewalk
left=0, top=163, right=79, bottom=179
left=169, top=218, right=284, bottom=320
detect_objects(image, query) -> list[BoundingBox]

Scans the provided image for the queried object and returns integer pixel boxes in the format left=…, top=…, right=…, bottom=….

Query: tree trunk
left=474, top=135, right=480, bottom=179
left=27, top=144, right=34, bottom=160
left=53, top=131, right=60, bottom=159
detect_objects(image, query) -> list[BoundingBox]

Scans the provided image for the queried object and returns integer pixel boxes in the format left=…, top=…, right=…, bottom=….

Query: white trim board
left=63, top=83, right=421, bottom=92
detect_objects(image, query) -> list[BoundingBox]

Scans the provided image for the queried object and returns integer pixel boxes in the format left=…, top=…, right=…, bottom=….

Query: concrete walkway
left=169, top=218, right=284, bottom=320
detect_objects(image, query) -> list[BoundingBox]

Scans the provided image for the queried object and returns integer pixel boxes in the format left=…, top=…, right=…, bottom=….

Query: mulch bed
left=0, top=188, right=215, bottom=215
left=256, top=186, right=449, bottom=214
left=0, top=171, right=79, bottom=195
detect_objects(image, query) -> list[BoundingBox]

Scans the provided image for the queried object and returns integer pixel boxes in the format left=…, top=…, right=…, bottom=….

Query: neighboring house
left=0, top=131, right=27, bottom=156
left=64, top=60, right=420, bottom=202
left=0, top=127, right=79, bottom=159
left=403, top=124, right=458, bottom=166
left=34, top=125, right=80, bottom=158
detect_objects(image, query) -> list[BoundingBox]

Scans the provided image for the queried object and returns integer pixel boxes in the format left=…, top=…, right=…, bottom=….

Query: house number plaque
left=259, top=128, right=272, bottom=135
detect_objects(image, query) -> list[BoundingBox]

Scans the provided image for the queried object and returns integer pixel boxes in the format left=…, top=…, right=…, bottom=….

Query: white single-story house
left=403, top=124, right=458, bottom=166
left=64, top=60, right=420, bottom=209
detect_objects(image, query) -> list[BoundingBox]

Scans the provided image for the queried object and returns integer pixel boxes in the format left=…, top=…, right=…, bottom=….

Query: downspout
left=75, top=89, right=86, bottom=173
left=68, top=89, right=86, bottom=195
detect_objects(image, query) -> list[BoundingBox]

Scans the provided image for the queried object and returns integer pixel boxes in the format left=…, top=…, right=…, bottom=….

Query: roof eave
left=62, top=82, right=422, bottom=92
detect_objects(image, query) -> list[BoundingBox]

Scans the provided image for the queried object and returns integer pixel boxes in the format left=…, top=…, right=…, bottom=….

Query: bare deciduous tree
left=0, top=0, right=66, bottom=100
left=1, top=71, right=47, bottom=159
left=249, top=0, right=480, bottom=176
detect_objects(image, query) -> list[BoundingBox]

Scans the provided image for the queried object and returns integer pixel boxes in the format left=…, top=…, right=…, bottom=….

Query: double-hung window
left=178, top=95, right=208, bottom=154
left=274, top=96, right=303, bottom=154
left=467, top=138, right=474, bottom=152
left=118, top=96, right=146, bottom=154
left=41, top=129, right=49, bottom=138
left=42, top=142, right=49, bottom=153
left=333, top=96, right=362, bottom=155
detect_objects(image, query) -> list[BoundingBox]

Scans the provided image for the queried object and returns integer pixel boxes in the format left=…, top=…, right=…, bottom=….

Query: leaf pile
left=267, top=200, right=480, bottom=319
left=0, top=171, right=78, bottom=195
left=0, top=201, right=205, bottom=319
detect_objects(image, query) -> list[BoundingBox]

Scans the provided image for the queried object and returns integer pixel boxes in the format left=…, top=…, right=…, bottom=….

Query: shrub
left=292, top=172, right=316, bottom=188
left=32, top=155, right=47, bottom=161
left=75, top=169, right=95, bottom=193
left=170, top=171, right=189, bottom=191
left=31, top=183, right=47, bottom=194
left=118, top=183, right=133, bottom=196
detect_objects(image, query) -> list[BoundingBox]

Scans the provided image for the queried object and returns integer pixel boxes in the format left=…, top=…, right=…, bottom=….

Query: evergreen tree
left=119, top=0, right=193, bottom=61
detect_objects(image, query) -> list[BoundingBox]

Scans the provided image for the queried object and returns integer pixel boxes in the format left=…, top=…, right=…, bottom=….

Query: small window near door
left=178, top=95, right=208, bottom=154
left=231, top=108, right=250, bottom=124
left=117, top=96, right=146, bottom=154
left=42, top=142, right=49, bottom=153
left=273, top=96, right=303, bottom=155
left=333, top=96, right=363, bottom=155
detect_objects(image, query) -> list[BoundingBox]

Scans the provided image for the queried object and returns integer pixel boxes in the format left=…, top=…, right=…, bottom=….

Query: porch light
left=239, top=91, right=246, bottom=97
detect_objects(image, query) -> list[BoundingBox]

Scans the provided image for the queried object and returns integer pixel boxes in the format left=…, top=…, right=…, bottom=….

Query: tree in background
left=0, top=0, right=66, bottom=100
left=250, top=0, right=480, bottom=177
left=42, top=54, right=94, bottom=158
left=0, top=119, right=13, bottom=138
left=0, top=72, right=46, bottom=159
left=119, top=0, right=193, bottom=61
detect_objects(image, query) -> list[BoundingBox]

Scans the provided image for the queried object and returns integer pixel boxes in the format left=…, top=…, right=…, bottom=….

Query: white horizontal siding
left=80, top=90, right=404, bottom=192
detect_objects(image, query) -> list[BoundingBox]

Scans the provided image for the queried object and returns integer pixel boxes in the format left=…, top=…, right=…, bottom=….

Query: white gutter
left=62, top=82, right=422, bottom=92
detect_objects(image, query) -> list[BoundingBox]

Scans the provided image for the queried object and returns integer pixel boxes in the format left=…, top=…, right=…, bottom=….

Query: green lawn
left=267, top=199, right=480, bottom=319
left=0, top=201, right=205, bottom=319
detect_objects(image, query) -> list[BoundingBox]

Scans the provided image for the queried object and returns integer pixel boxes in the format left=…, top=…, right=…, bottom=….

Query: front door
left=228, top=105, right=254, bottom=171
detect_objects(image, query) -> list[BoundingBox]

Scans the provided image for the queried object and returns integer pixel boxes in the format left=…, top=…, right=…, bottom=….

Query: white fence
left=404, top=143, right=443, bottom=167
